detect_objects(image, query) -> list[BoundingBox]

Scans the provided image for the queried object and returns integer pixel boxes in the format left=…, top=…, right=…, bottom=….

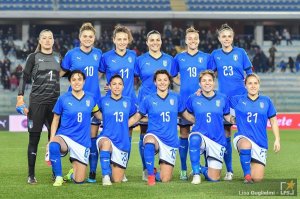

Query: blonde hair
left=245, top=73, right=261, bottom=85
left=113, top=25, right=133, bottom=44
left=79, top=22, right=96, bottom=37
left=199, top=70, right=215, bottom=82
left=217, top=23, right=234, bottom=37
left=186, top=26, right=199, bottom=35
left=34, top=29, right=53, bottom=53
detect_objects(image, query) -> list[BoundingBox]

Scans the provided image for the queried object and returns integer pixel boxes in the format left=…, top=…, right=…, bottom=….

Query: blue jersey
left=186, top=92, right=230, bottom=147
left=172, top=51, right=210, bottom=103
left=135, top=52, right=174, bottom=103
left=209, top=47, right=252, bottom=97
left=139, top=92, right=184, bottom=148
left=53, top=91, right=97, bottom=148
left=100, top=49, right=137, bottom=99
left=98, top=96, right=137, bottom=152
left=62, top=47, right=102, bottom=103
left=230, top=95, right=277, bottom=149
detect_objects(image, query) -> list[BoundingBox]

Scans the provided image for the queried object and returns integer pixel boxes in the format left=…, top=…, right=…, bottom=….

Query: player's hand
left=195, top=88, right=202, bottom=96
left=45, top=142, right=51, bottom=166
left=16, top=96, right=29, bottom=115
left=104, top=84, right=110, bottom=93
left=273, top=139, right=280, bottom=153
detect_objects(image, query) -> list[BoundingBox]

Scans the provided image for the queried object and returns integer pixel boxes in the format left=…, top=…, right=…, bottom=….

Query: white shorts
left=91, top=116, right=102, bottom=125
left=178, top=117, right=193, bottom=126
left=233, top=135, right=267, bottom=166
left=58, top=135, right=90, bottom=165
left=144, top=133, right=177, bottom=166
left=96, top=137, right=129, bottom=169
left=189, top=132, right=225, bottom=170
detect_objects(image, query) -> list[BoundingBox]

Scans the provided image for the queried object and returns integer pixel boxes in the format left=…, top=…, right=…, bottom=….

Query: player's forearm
left=93, top=111, right=102, bottom=121
left=270, top=117, right=280, bottom=141
left=50, top=115, right=60, bottom=140
left=181, top=111, right=195, bottom=123
left=128, top=113, right=142, bottom=127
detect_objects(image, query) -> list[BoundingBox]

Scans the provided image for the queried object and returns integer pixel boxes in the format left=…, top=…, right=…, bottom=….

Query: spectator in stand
left=295, top=54, right=300, bottom=72
left=278, top=60, right=286, bottom=72
left=282, top=29, right=292, bottom=46
left=275, top=31, right=282, bottom=45
left=10, top=74, right=18, bottom=91
left=268, top=45, right=277, bottom=72
left=288, top=57, right=295, bottom=73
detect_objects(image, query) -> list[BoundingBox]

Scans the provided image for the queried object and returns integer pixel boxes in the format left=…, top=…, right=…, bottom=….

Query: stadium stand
left=0, top=0, right=54, bottom=10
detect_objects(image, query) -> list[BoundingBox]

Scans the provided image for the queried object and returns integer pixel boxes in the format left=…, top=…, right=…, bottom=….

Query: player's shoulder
left=92, top=47, right=102, bottom=54
left=211, top=48, right=222, bottom=55
left=102, top=49, right=114, bottom=57
left=168, top=91, right=180, bottom=99
left=84, top=91, right=96, bottom=100
left=127, top=49, right=137, bottom=56
left=258, top=94, right=272, bottom=102
left=175, top=51, right=187, bottom=58
left=197, top=50, right=211, bottom=57
left=162, top=52, right=174, bottom=59
left=233, top=47, right=247, bottom=53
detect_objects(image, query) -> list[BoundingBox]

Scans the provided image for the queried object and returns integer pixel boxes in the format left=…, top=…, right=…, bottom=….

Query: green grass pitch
left=0, top=130, right=299, bottom=198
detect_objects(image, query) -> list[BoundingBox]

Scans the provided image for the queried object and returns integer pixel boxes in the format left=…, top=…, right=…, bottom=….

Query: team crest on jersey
left=128, top=56, right=132, bottom=63
left=163, top=60, right=168, bottom=67
left=198, top=57, right=203, bottom=63
left=123, top=101, right=127, bottom=108
left=216, top=100, right=220, bottom=107
left=233, top=54, right=238, bottom=61
left=170, top=98, right=174, bottom=106
left=93, top=54, right=98, bottom=61
left=86, top=100, right=91, bottom=107
left=54, top=56, right=60, bottom=63
left=260, top=102, right=264, bottom=109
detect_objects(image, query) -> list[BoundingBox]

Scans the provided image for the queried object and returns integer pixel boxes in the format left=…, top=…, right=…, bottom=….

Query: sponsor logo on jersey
left=180, top=58, right=185, bottom=62
left=128, top=56, right=132, bottom=63
left=123, top=101, right=127, bottom=108
left=93, top=54, right=98, bottom=61
left=198, top=57, right=203, bottom=63
left=260, top=102, right=264, bottom=109
left=216, top=100, right=220, bottom=107
left=76, top=56, right=81, bottom=60
left=233, top=54, right=238, bottom=61
left=152, top=102, right=157, bottom=105
left=105, top=102, right=110, bottom=106
left=38, top=59, right=44, bottom=62
left=163, top=60, right=168, bottom=67
left=197, top=102, right=202, bottom=106
left=112, top=59, right=116, bottom=63
left=86, top=100, right=90, bottom=107
left=170, top=98, right=174, bottom=106
left=68, top=102, right=73, bottom=106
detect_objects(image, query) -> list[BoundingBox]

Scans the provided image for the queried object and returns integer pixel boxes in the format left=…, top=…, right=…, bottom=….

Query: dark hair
left=199, top=70, right=215, bottom=82
left=68, top=70, right=86, bottom=81
left=113, top=25, right=133, bottom=44
left=153, top=69, right=172, bottom=85
left=146, top=30, right=161, bottom=39
left=109, top=74, right=124, bottom=84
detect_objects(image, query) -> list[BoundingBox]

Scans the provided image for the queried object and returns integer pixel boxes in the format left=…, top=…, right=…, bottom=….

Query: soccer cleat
left=142, top=169, right=148, bottom=181
left=53, top=176, right=64, bottom=187
left=191, top=174, right=201, bottom=185
left=147, top=175, right=155, bottom=186
left=243, top=174, right=253, bottom=184
left=180, top=170, right=188, bottom=180
left=224, top=172, right=233, bottom=181
left=102, top=175, right=112, bottom=186
left=86, top=172, right=96, bottom=183
left=122, top=174, right=128, bottom=182
left=27, top=176, right=37, bottom=185
left=63, top=168, right=73, bottom=182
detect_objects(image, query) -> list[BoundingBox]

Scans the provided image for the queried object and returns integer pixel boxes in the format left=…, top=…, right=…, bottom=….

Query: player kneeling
left=48, top=70, right=101, bottom=186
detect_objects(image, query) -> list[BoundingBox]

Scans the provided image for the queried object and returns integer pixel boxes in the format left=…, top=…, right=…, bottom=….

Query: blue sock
left=128, top=136, right=132, bottom=162
left=224, top=137, right=233, bottom=173
left=144, top=143, right=155, bottom=176
left=49, top=142, right=62, bottom=177
left=239, top=149, right=251, bottom=177
left=100, top=151, right=111, bottom=176
left=179, top=137, right=188, bottom=171
left=155, top=171, right=161, bottom=181
left=139, top=134, right=146, bottom=170
left=189, top=134, right=201, bottom=175
left=89, top=137, right=98, bottom=174
left=201, top=166, right=219, bottom=182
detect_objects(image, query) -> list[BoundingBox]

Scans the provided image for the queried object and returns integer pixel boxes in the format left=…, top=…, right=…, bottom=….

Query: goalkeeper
left=16, top=29, right=62, bottom=185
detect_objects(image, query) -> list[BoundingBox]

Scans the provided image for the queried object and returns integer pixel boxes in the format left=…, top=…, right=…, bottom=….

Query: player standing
left=16, top=29, right=61, bottom=184
left=230, top=73, right=280, bottom=183
left=172, top=27, right=211, bottom=180
left=209, top=24, right=253, bottom=180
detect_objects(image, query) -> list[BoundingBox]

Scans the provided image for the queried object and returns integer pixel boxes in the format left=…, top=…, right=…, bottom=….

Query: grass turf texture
left=0, top=130, right=299, bottom=199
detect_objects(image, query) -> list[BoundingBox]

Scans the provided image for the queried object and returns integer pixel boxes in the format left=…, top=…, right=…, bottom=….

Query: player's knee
left=238, top=139, right=252, bottom=149
left=189, top=134, right=201, bottom=148
left=100, top=138, right=111, bottom=150
left=49, top=142, right=60, bottom=154
left=144, top=135, right=156, bottom=144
